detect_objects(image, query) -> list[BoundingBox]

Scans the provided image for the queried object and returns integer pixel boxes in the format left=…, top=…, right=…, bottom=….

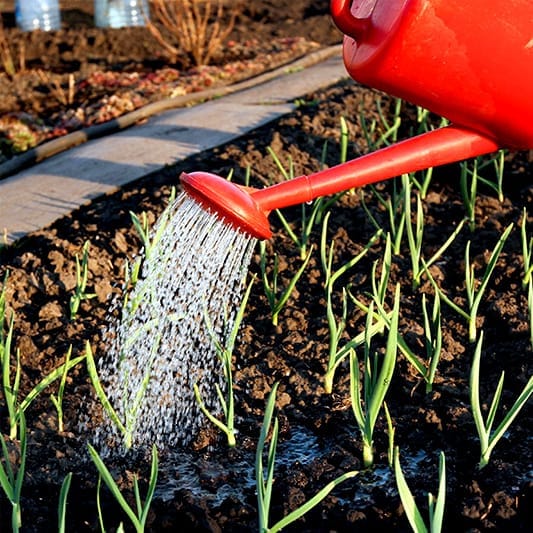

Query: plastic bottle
left=94, top=0, right=150, bottom=29
left=15, top=0, right=61, bottom=32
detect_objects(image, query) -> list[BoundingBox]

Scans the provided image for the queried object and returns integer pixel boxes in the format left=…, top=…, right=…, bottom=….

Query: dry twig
left=0, top=14, right=24, bottom=78
left=36, top=70, right=76, bottom=106
left=146, top=0, right=240, bottom=66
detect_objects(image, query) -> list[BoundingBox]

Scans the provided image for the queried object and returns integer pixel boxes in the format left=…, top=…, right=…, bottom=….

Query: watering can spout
left=250, top=125, right=498, bottom=214
left=180, top=125, right=498, bottom=240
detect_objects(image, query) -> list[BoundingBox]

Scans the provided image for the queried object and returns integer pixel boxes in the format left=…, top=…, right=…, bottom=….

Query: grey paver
left=0, top=50, right=347, bottom=243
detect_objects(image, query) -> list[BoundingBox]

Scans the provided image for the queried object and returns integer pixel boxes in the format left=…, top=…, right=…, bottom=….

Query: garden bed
left=0, top=0, right=340, bottom=164
left=0, top=1, right=532, bottom=532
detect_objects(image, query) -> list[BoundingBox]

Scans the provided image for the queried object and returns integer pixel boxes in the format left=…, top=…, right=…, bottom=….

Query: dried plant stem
left=147, top=0, right=239, bottom=66
left=0, top=14, right=15, bottom=77
left=37, top=70, right=76, bottom=107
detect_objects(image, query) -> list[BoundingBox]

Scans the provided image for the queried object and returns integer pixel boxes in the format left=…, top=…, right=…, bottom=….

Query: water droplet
left=92, top=193, right=256, bottom=452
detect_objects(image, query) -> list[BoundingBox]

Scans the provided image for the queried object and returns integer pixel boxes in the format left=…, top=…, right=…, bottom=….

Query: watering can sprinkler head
left=181, top=0, right=533, bottom=239
left=180, top=171, right=273, bottom=240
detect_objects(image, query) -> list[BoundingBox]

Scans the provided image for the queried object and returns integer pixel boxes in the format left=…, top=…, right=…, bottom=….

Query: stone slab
left=0, top=52, right=347, bottom=242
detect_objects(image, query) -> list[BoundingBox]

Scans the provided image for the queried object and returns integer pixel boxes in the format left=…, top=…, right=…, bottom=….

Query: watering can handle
left=330, top=0, right=373, bottom=38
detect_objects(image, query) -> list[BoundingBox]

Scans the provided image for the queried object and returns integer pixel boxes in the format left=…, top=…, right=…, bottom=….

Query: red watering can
left=181, top=0, right=533, bottom=239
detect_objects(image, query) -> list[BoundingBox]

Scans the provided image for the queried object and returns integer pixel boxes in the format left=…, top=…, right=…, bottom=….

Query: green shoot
left=275, top=197, right=323, bottom=261
left=269, top=472, right=358, bottom=533
left=348, top=241, right=428, bottom=381
left=0, top=270, right=7, bottom=341
left=256, top=383, right=358, bottom=532
left=476, top=151, right=506, bottom=203
left=394, top=447, right=446, bottom=533
left=50, top=345, right=72, bottom=433
left=403, top=174, right=466, bottom=288
left=256, top=382, right=280, bottom=532
left=1, top=286, right=85, bottom=438
left=69, top=240, right=97, bottom=320
left=423, top=223, right=513, bottom=343
left=85, top=341, right=129, bottom=447
left=370, top=233, right=393, bottom=308
left=0, top=410, right=27, bottom=532
left=489, top=150, right=505, bottom=203
left=1, top=311, right=21, bottom=437
left=519, top=165, right=533, bottom=347
left=130, top=210, right=151, bottom=252
left=88, top=443, right=158, bottom=533
left=122, top=256, right=142, bottom=304
left=359, top=96, right=402, bottom=150
left=459, top=158, right=479, bottom=231
left=244, top=165, right=252, bottom=187
left=350, top=284, right=401, bottom=468
left=383, top=402, right=395, bottom=468
left=349, top=293, right=428, bottom=383
left=312, top=117, right=356, bottom=218
left=126, top=187, right=177, bottom=293
left=367, top=179, right=406, bottom=254
left=460, top=154, right=505, bottom=232
left=410, top=166, right=433, bottom=201
left=58, top=472, right=72, bottom=533
left=270, top=112, right=368, bottom=258
left=358, top=97, right=406, bottom=251
left=267, top=149, right=294, bottom=181
left=267, top=146, right=321, bottom=259
left=464, top=224, right=513, bottom=342
left=195, top=276, right=255, bottom=447
left=421, top=292, right=442, bottom=394
left=95, top=475, right=106, bottom=532
left=409, top=109, right=448, bottom=198
left=340, top=116, right=349, bottom=165
left=130, top=187, right=176, bottom=262
left=520, top=207, right=533, bottom=287
left=126, top=213, right=148, bottom=291
left=320, top=211, right=383, bottom=392
left=259, top=241, right=313, bottom=327
left=4, top=351, right=82, bottom=441
left=13, top=350, right=85, bottom=437
left=528, top=281, right=533, bottom=351
left=324, top=301, right=389, bottom=396
left=469, top=331, right=533, bottom=469
left=87, top=310, right=169, bottom=448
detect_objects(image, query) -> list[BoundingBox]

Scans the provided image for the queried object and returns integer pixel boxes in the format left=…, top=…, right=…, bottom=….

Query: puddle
left=156, top=425, right=323, bottom=506
left=155, top=426, right=443, bottom=512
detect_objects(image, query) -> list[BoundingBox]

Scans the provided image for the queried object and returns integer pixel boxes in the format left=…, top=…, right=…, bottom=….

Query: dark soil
left=0, top=1, right=532, bottom=532
left=0, top=0, right=340, bottom=163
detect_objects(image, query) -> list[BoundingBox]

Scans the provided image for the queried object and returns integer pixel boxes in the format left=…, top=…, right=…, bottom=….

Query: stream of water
left=94, top=192, right=256, bottom=451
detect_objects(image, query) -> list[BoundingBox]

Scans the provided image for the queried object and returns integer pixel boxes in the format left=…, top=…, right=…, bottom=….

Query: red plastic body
left=331, top=0, right=533, bottom=149
left=181, top=0, right=532, bottom=240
